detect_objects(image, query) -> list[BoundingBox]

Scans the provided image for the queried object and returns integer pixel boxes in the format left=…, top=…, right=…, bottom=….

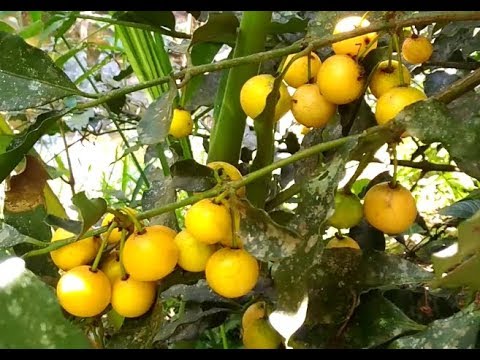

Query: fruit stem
left=229, top=204, right=238, bottom=249
left=220, top=324, right=229, bottom=349
left=307, top=51, right=312, bottom=84
left=119, top=229, right=128, bottom=279
left=390, top=143, right=399, bottom=188
left=359, top=11, right=371, bottom=26
left=214, top=191, right=230, bottom=205
left=392, top=33, right=406, bottom=86
left=90, top=223, right=114, bottom=271
left=343, top=150, right=375, bottom=193
left=357, top=33, right=379, bottom=60
left=387, top=36, right=393, bottom=69
left=123, top=208, right=145, bottom=234
left=335, top=231, right=345, bottom=240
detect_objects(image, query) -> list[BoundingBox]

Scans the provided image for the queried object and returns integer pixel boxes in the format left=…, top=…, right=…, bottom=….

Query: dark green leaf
left=106, top=309, right=125, bottom=332
left=0, top=111, right=65, bottom=182
left=18, top=20, right=44, bottom=39
left=113, top=65, right=133, bottom=81
left=51, top=13, right=78, bottom=40
left=432, top=21, right=480, bottom=61
left=183, top=72, right=221, bottom=112
left=71, top=191, right=107, bottom=237
left=389, top=304, right=480, bottom=349
left=0, top=222, right=46, bottom=250
left=105, top=297, right=164, bottom=349
left=440, top=199, right=480, bottom=219
left=137, top=78, right=177, bottom=146
left=360, top=46, right=390, bottom=74
left=343, top=292, right=425, bottom=348
left=114, top=11, right=176, bottom=32
left=356, top=251, right=433, bottom=291
left=153, top=305, right=229, bottom=343
left=170, top=159, right=216, bottom=192
left=424, top=71, right=461, bottom=97
left=191, top=12, right=239, bottom=46
left=0, top=256, right=91, bottom=349
left=340, top=98, right=377, bottom=136
left=0, top=32, right=80, bottom=111
left=44, top=215, right=82, bottom=235
left=161, top=279, right=231, bottom=305
left=0, top=134, right=13, bottom=153
left=268, top=17, right=308, bottom=34
left=233, top=197, right=303, bottom=262
left=5, top=207, right=51, bottom=242
left=141, top=168, right=177, bottom=230
left=349, top=219, right=386, bottom=251
left=397, top=98, right=480, bottom=180
left=106, top=93, right=126, bottom=115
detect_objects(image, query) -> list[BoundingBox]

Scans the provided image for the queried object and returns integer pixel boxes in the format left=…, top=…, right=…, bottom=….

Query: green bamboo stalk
left=207, top=11, right=272, bottom=165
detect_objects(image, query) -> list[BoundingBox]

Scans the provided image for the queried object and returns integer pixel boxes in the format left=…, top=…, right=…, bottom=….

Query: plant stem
left=390, top=144, right=398, bottom=187
left=265, top=183, right=302, bottom=211
left=90, top=235, right=109, bottom=271
left=76, top=12, right=480, bottom=111
left=392, top=33, right=405, bottom=85
left=397, top=160, right=458, bottom=172
left=59, top=122, right=76, bottom=195
left=207, top=11, right=272, bottom=164
left=343, top=150, right=376, bottom=192
left=119, top=229, right=128, bottom=279
left=219, top=324, right=229, bottom=349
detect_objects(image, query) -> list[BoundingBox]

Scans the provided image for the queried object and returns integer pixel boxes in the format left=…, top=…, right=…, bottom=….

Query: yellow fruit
left=281, top=52, right=322, bottom=88
left=328, top=192, right=363, bottom=229
left=99, top=251, right=122, bottom=284
left=291, top=84, right=337, bottom=128
left=325, top=236, right=361, bottom=250
left=375, top=86, right=427, bottom=125
left=169, top=109, right=193, bottom=138
left=101, top=213, right=122, bottom=244
left=206, top=248, right=259, bottom=298
left=240, top=74, right=291, bottom=122
left=185, top=199, right=232, bottom=245
left=56, top=265, right=111, bottom=318
left=111, top=277, right=157, bottom=318
left=123, top=225, right=179, bottom=281
left=369, top=60, right=412, bottom=99
left=50, top=228, right=100, bottom=271
left=363, top=182, right=417, bottom=234
left=316, top=55, right=365, bottom=105
left=242, top=301, right=266, bottom=329
left=402, top=35, right=433, bottom=64
left=207, top=161, right=246, bottom=197
left=174, top=230, right=216, bottom=272
left=155, top=225, right=178, bottom=238
left=332, top=16, right=377, bottom=58
left=243, top=319, right=282, bottom=349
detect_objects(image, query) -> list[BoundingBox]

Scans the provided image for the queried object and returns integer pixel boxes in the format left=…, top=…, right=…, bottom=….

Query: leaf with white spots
left=397, top=98, right=480, bottom=181
left=0, top=32, right=82, bottom=111
left=0, top=221, right=46, bottom=250
left=0, top=256, right=91, bottom=349
left=272, top=144, right=356, bottom=317
left=343, top=291, right=426, bottom=348
left=233, top=197, right=303, bottom=262
left=389, top=305, right=480, bottom=349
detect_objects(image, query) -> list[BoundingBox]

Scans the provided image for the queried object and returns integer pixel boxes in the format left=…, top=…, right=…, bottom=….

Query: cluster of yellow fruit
left=239, top=16, right=434, bottom=131
left=52, top=161, right=261, bottom=321
left=326, top=181, right=418, bottom=249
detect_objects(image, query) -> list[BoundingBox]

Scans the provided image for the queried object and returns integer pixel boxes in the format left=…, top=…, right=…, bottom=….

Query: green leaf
left=153, top=305, right=229, bottom=344
left=0, top=222, right=46, bottom=250
left=360, top=46, right=390, bottom=74
left=106, top=309, right=125, bottom=332
left=18, top=20, right=44, bottom=39
left=0, top=256, right=91, bottom=349
left=440, top=199, right=480, bottom=219
left=0, top=111, right=65, bottom=182
left=268, top=17, right=308, bottom=34
left=0, top=134, right=13, bottom=153
left=0, top=21, right=15, bottom=33
left=170, top=159, right=217, bottom=192
left=397, top=98, right=480, bottom=180
left=0, top=32, right=81, bottom=111
left=424, top=71, right=461, bottom=97
left=137, top=78, right=177, bottom=146
left=233, top=197, right=303, bottom=262
left=44, top=215, right=82, bottom=235
left=114, top=11, right=176, bottom=32
left=343, top=292, right=425, bottom=348
left=71, top=191, right=107, bottom=237
left=191, top=12, right=239, bottom=46
left=389, top=305, right=480, bottom=349
left=349, top=219, right=386, bottom=251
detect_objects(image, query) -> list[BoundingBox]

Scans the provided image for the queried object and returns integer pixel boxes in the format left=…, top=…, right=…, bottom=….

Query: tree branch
left=397, top=160, right=458, bottom=172
left=76, top=11, right=480, bottom=110
left=422, top=61, right=480, bottom=70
